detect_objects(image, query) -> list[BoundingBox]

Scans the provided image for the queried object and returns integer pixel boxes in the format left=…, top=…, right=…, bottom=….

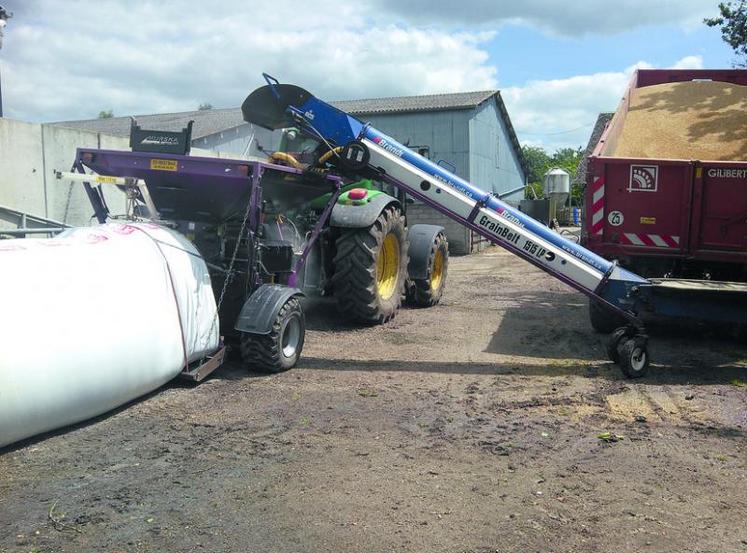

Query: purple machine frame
left=73, top=148, right=343, bottom=292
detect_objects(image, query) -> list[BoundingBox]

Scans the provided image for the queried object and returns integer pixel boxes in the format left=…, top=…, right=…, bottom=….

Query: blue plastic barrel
left=572, top=207, right=580, bottom=226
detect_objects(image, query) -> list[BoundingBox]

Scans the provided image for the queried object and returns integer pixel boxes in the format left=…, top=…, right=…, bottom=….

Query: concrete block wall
left=0, top=119, right=46, bottom=227
left=406, top=202, right=472, bottom=255
left=0, top=119, right=129, bottom=228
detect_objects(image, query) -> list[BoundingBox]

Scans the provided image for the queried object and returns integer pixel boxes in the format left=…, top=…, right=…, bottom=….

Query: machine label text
left=150, top=159, right=178, bottom=172
left=608, top=210, right=624, bottom=226
left=522, top=239, right=547, bottom=259
left=375, top=137, right=405, bottom=158
left=707, top=168, right=747, bottom=178
left=477, top=215, right=521, bottom=245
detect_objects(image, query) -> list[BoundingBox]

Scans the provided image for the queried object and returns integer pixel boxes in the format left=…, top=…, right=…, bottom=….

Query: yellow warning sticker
left=640, top=216, right=656, bottom=225
left=150, top=159, right=178, bottom=171
left=96, top=175, right=118, bottom=184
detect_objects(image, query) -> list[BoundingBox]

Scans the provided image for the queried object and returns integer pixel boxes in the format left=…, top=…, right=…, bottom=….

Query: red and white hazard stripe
left=590, top=176, right=605, bottom=235
left=621, top=233, right=680, bottom=248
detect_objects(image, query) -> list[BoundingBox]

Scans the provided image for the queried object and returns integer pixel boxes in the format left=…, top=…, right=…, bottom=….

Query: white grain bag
left=0, top=223, right=219, bottom=448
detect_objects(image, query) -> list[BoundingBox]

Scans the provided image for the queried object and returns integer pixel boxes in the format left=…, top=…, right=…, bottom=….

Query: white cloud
left=0, top=0, right=717, bottom=156
left=378, top=0, right=717, bottom=36
left=503, top=56, right=706, bottom=152
left=672, top=55, right=705, bottom=69
left=1, top=0, right=497, bottom=122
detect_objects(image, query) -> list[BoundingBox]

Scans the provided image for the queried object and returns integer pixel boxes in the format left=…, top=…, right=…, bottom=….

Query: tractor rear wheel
left=406, top=231, right=448, bottom=307
left=333, top=206, right=408, bottom=324
left=240, top=297, right=305, bottom=373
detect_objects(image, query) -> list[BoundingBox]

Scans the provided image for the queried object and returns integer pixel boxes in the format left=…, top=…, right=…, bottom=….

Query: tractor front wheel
left=406, top=231, right=448, bottom=307
left=240, top=297, right=305, bottom=373
left=333, top=206, right=408, bottom=324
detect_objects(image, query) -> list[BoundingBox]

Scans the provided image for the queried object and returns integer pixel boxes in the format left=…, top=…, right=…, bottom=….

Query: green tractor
left=260, top=128, right=450, bottom=327
left=228, top=173, right=448, bottom=372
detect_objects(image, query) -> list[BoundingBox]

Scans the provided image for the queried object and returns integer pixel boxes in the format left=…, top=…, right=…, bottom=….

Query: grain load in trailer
left=0, top=223, right=219, bottom=448
left=610, top=80, right=747, bottom=161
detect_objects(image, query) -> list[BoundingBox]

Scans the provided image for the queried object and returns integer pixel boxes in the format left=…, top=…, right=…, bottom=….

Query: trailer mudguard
left=330, top=192, right=400, bottom=229
left=235, top=284, right=305, bottom=335
left=407, top=224, right=445, bottom=280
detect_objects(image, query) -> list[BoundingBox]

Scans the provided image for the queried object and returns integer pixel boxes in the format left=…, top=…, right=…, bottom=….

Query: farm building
left=53, top=90, right=527, bottom=254
left=575, top=112, right=614, bottom=186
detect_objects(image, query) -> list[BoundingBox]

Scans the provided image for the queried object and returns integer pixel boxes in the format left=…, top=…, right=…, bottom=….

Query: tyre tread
left=332, top=206, right=408, bottom=324
left=240, top=297, right=304, bottom=373
left=406, top=231, right=449, bottom=307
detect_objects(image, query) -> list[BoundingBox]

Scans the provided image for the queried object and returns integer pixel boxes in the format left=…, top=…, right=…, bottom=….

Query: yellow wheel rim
left=430, top=249, right=444, bottom=292
left=376, top=233, right=400, bottom=300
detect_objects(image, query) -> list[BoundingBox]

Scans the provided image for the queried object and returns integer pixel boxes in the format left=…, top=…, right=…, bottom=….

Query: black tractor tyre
left=406, top=231, right=449, bottom=307
left=606, top=327, right=630, bottom=363
left=589, top=299, right=627, bottom=334
left=332, top=205, right=409, bottom=324
left=240, top=297, right=305, bottom=373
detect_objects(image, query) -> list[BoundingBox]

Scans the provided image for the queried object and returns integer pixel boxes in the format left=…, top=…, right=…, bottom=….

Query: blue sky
left=0, top=0, right=737, bottom=151
left=488, top=24, right=734, bottom=86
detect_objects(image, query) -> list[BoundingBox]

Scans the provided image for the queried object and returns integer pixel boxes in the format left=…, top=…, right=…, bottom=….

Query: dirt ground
left=1, top=246, right=746, bottom=553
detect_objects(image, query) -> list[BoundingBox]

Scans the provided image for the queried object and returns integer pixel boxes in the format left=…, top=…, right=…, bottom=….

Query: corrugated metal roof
left=52, top=107, right=247, bottom=140
left=332, top=90, right=497, bottom=115
left=51, top=90, right=499, bottom=138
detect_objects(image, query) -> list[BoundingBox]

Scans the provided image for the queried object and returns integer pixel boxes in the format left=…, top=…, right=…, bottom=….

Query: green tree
left=97, top=109, right=114, bottom=119
left=521, top=145, right=585, bottom=204
left=198, top=103, right=213, bottom=111
left=705, top=1, right=747, bottom=67
left=521, top=145, right=550, bottom=198
left=522, top=145, right=551, bottom=183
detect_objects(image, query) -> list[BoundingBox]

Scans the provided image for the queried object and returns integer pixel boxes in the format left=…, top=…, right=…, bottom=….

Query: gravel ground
left=1, top=246, right=746, bottom=553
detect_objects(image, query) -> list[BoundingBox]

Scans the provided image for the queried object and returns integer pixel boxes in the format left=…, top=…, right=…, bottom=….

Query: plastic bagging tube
left=0, top=223, right=219, bottom=448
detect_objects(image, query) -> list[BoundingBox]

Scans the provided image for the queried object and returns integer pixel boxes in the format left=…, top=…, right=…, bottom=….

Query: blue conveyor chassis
left=241, top=75, right=747, bottom=377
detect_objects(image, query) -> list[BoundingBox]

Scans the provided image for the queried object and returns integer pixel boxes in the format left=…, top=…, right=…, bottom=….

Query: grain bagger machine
left=236, top=74, right=747, bottom=378
left=59, top=74, right=747, bottom=379
left=60, top=115, right=449, bottom=376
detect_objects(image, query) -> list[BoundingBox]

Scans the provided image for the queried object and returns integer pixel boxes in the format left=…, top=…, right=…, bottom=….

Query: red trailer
left=582, top=69, right=747, bottom=282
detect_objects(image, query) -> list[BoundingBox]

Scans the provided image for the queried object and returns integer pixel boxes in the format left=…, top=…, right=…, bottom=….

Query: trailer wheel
left=617, top=338, right=650, bottom=379
left=333, top=205, right=409, bottom=324
left=606, top=327, right=629, bottom=363
left=589, top=299, right=627, bottom=334
left=240, top=297, right=305, bottom=373
left=407, top=231, right=448, bottom=307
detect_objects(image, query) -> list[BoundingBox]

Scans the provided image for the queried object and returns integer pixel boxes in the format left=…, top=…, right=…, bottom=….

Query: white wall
left=0, top=118, right=130, bottom=227
left=44, top=124, right=108, bottom=225
left=0, top=119, right=46, bottom=222
left=0, top=119, right=234, bottom=230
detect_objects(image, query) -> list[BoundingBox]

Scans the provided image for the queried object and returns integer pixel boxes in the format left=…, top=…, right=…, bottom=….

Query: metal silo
left=544, top=168, right=570, bottom=225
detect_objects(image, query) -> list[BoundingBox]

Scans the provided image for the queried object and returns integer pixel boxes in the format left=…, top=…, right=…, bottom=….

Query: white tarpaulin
left=0, top=223, right=219, bottom=448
